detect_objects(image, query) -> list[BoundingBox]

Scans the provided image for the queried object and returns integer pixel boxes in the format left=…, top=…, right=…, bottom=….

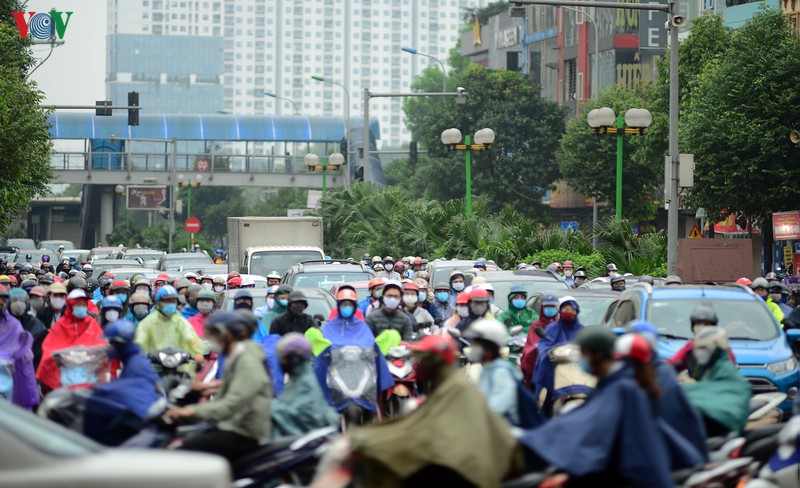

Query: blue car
left=601, top=284, right=800, bottom=409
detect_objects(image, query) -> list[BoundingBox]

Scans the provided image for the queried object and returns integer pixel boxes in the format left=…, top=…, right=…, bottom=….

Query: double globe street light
left=305, top=152, right=344, bottom=199
left=587, top=107, right=652, bottom=220
left=441, top=127, right=496, bottom=217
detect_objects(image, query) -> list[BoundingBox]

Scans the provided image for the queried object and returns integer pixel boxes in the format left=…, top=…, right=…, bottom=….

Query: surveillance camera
left=671, top=15, right=687, bottom=27
left=455, top=87, right=467, bottom=105
left=457, top=87, right=466, bottom=95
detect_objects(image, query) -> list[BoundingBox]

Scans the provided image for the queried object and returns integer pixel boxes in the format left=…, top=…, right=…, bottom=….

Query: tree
left=0, top=1, right=54, bottom=232
left=247, top=188, right=309, bottom=216
left=683, top=8, right=800, bottom=226
left=558, top=84, right=661, bottom=222
left=179, top=186, right=245, bottom=242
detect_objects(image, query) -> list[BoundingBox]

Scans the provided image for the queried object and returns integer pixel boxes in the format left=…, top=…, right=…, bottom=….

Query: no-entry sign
left=184, top=216, right=201, bottom=233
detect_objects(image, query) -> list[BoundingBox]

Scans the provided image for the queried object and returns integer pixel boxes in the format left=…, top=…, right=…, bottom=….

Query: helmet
left=9, top=288, right=28, bottom=304
left=606, top=263, right=619, bottom=272
left=204, top=311, right=247, bottom=338
left=554, top=262, right=563, bottom=270
left=368, top=277, right=387, bottom=289
left=29, top=286, right=47, bottom=298
left=665, top=275, right=683, bottom=285
left=234, top=289, right=253, bottom=301
left=413, top=257, right=422, bottom=265
left=382, top=279, right=403, bottom=295
left=464, top=318, right=507, bottom=348
left=409, top=335, right=457, bottom=365
left=449, top=270, right=465, bottom=281
left=517, top=263, right=528, bottom=270
left=559, top=296, right=580, bottom=313
left=394, top=261, right=406, bottom=271
left=765, top=272, right=778, bottom=281
left=455, top=291, right=471, bottom=305
left=508, top=284, right=526, bottom=296
left=690, top=305, right=718, bottom=326
left=155, top=273, right=170, bottom=284
left=276, top=332, right=313, bottom=361
left=468, top=288, right=490, bottom=303
left=383, top=256, right=395, bottom=264
left=403, top=282, right=419, bottom=292
left=174, top=278, right=191, bottom=290
left=154, top=285, right=179, bottom=302
left=373, top=263, right=385, bottom=272
left=750, top=277, right=769, bottom=290
left=134, top=277, right=151, bottom=288
left=21, top=278, right=38, bottom=291
left=86, top=277, right=99, bottom=292
left=276, top=284, right=294, bottom=295
left=100, top=295, right=124, bottom=310
left=471, top=276, right=487, bottom=285
left=102, top=320, right=137, bottom=344
left=336, top=289, right=359, bottom=302
left=628, top=320, right=659, bottom=351
left=129, top=292, right=152, bottom=305
left=638, top=275, right=654, bottom=285
left=197, top=289, right=216, bottom=301
left=265, top=285, right=278, bottom=296
left=413, top=278, right=428, bottom=289
left=267, top=271, right=281, bottom=280
left=287, top=290, right=307, bottom=304
left=67, top=276, right=87, bottom=292
left=39, top=274, right=54, bottom=285
left=736, top=277, right=752, bottom=286
left=49, top=283, right=67, bottom=295
left=415, top=271, right=430, bottom=281
left=768, top=281, right=782, bottom=292
left=574, top=270, right=587, bottom=278
left=226, top=272, right=240, bottom=281
left=66, top=288, right=88, bottom=304
left=575, top=326, right=617, bottom=354
left=434, top=282, right=449, bottom=291
left=614, top=334, right=653, bottom=364
left=236, top=309, right=260, bottom=334
left=541, top=293, right=559, bottom=307
left=609, top=273, right=625, bottom=285
left=184, top=272, right=198, bottom=281
left=564, top=260, right=574, bottom=268
left=694, top=327, right=729, bottom=353
left=227, top=277, right=243, bottom=288
left=372, top=256, right=382, bottom=263
left=111, top=280, right=130, bottom=292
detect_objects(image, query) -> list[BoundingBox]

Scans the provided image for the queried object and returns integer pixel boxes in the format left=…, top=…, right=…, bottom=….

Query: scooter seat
left=234, top=436, right=299, bottom=469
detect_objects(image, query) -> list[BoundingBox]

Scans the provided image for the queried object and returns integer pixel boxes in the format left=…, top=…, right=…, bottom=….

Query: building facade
left=106, top=0, right=488, bottom=148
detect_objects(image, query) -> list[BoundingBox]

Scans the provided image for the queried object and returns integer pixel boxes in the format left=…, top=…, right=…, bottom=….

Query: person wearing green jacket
left=751, top=277, right=784, bottom=325
left=260, top=284, right=293, bottom=331
left=498, top=285, right=537, bottom=335
left=166, top=311, right=273, bottom=464
left=682, top=327, right=751, bottom=436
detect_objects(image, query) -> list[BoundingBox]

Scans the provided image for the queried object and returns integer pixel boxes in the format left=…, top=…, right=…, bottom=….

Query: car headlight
left=767, top=357, right=798, bottom=375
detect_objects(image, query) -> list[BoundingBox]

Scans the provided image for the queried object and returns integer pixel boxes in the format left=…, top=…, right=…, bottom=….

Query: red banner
left=773, top=211, right=800, bottom=241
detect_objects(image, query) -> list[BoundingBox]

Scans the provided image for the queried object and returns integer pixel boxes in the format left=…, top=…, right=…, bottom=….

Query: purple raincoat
left=0, top=310, right=38, bottom=409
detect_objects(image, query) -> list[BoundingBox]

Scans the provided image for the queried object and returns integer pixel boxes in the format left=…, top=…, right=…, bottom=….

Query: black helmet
left=287, top=290, right=308, bottom=303
left=574, top=270, right=587, bottom=278
left=690, top=305, right=718, bottom=326
left=235, top=309, right=260, bottom=334
left=67, top=276, right=87, bottom=292
left=575, top=326, right=617, bottom=355
left=204, top=311, right=247, bottom=339
left=276, top=284, right=294, bottom=296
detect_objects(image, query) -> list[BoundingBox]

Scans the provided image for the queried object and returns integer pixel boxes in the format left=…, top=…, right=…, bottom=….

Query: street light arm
left=401, top=47, right=447, bottom=92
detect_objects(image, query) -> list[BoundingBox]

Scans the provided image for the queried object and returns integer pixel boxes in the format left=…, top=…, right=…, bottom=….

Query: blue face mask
left=760, top=294, right=768, bottom=301
left=579, top=357, right=593, bottom=375
left=511, top=298, right=527, bottom=310
left=418, top=292, right=427, bottom=302
left=72, top=306, right=88, bottom=319
left=543, top=307, right=558, bottom=318
left=339, top=305, right=354, bottom=319
left=160, top=303, right=178, bottom=316
left=436, top=292, right=449, bottom=303
left=278, top=298, right=288, bottom=308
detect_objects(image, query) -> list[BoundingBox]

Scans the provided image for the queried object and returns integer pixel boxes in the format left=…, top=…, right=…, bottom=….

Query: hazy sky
left=25, top=0, right=107, bottom=105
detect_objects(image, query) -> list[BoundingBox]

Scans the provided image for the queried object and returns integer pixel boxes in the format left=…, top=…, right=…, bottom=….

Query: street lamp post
left=311, top=75, right=351, bottom=188
left=305, top=152, right=344, bottom=199
left=114, top=184, right=128, bottom=227
left=441, top=127, right=496, bottom=217
left=264, top=90, right=300, bottom=172
left=587, top=107, right=652, bottom=220
left=177, top=174, right=203, bottom=249
left=401, top=46, right=447, bottom=92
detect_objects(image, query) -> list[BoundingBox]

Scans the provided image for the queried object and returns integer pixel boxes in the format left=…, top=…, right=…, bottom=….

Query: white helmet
left=464, top=318, right=507, bottom=348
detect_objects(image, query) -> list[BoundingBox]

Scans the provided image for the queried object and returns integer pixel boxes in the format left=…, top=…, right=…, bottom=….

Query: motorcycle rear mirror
left=447, top=328, right=462, bottom=339
left=786, top=329, right=800, bottom=343
left=509, top=325, right=523, bottom=336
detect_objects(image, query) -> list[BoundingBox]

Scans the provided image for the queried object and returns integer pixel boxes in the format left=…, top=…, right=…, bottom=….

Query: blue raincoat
left=313, top=315, right=393, bottom=413
left=180, top=305, right=198, bottom=320
left=519, top=365, right=703, bottom=488
left=531, top=318, right=583, bottom=401
left=655, top=358, right=709, bottom=461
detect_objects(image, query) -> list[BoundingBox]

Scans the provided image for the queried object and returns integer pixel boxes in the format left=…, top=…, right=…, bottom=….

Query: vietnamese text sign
left=773, top=211, right=800, bottom=240
left=126, top=186, right=168, bottom=211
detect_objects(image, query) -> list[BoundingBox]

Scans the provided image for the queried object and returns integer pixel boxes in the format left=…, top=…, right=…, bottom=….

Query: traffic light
left=127, top=91, right=139, bottom=126
left=409, top=141, right=418, bottom=165
left=340, top=138, right=348, bottom=164
left=95, top=100, right=111, bottom=116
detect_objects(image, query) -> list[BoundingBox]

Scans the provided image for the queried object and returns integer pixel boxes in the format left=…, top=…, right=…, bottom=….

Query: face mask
left=50, top=297, right=66, bottom=310
left=469, top=303, right=488, bottom=317
left=177, top=294, right=187, bottom=305
left=339, top=305, right=355, bottom=319
left=289, top=304, right=305, bottom=315
left=694, top=348, right=712, bottom=366
left=197, top=301, right=214, bottom=314
left=403, top=295, right=418, bottom=307
left=19, top=274, right=29, bottom=281
left=564, top=270, right=573, bottom=278
left=30, top=298, right=45, bottom=313
left=466, top=345, right=484, bottom=364
left=132, top=304, right=150, bottom=319
left=511, top=298, right=527, bottom=310
left=9, top=301, right=26, bottom=317
left=457, top=305, right=469, bottom=318
left=579, top=357, right=593, bottom=375
left=452, top=282, right=465, bottom=292
left=436, top=292, right=449, bottom=303
left=759, top=294, right=768, bottom=301
left=383, top=296, right=401, bottom=310
left=560, top=310, right=577, bottom=324
left=115, top=294, right=128, bottom=304
left=202, top=283, right=212, bottom=291
left=575, top=278, right=585, bottom=285
left=612, top=284, right=626, bottom=292
left=104, top=310, right=120, bottom=322
left=385, top=263, right=394, bottom=271
left=188, top=296, right=198, bottom=309
left=371, top=289, right=382, bottom=299
left=72, top=306, right=88, bottom=319
left=543, top=306, right=558, bottom=318
left=266, top=297, right=275, bottom=309
left=160, top=303, right=178, bottom=316
left=769, top=293, right=782, bottom=303
left=136, top=287, right=149, bottom=295
left=278, top=298, right=288, bottom=308
left=418, top=292, right=427, bottom=302
left=214, top=285, right=225, bottom=293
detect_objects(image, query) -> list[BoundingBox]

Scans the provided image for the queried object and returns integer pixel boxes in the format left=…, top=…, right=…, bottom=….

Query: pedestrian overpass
left=46, top=112, right=383, bottom=247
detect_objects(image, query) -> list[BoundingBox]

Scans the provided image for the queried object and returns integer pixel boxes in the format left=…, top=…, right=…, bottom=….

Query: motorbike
left=742, top=416, right=800, bottom=488
left=324, top=345, right=380, bottom=429
left=447, top=326, right=523, bottom=384
left=542, top=343, right=596, bottom=415
left=383, top=343, right=417, bottom=418
left=51, top=345, right=112, bottom=388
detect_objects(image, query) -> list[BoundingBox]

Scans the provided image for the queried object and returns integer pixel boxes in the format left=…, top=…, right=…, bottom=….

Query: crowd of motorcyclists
left=1, top=251, right=798, bottom=487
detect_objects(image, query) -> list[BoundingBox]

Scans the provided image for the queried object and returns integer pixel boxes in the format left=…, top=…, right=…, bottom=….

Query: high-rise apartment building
left=107, top=0, right=487, bottom=147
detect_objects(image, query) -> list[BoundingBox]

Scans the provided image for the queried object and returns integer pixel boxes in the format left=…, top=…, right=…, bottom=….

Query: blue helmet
left=154, top=284, right=179, bottom=302
left=204, top=311, right=246, bottom=338
left=628, top=320, right=659, bottom=350
left=541, top=293, right=559, bottom=307
left=103, top=320, right=137, bottom=344
left=101, top=295, right=124, bottom=310
left=234, top=289, right=253, bottom=301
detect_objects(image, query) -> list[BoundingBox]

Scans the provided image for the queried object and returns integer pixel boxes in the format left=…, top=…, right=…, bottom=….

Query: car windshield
left=572, top=296, right=617, bottom=326
left=292, top=272, right=373, bottom=289
left=40, top=241, right=75, bottom=251
left=225, top=294, right=332, bottom=319
left=430, top=264, right=475, bottom=285
left=7, top=239, right=36, bottom=249
left=490, top=280, right=571, bottom=310
left=20, top=251, right=58, bottom=264
left=250, top=251, right=323, bottom=276
left=123, top=252, right=161, bottom=261
left=60, top=251, right=89, bottom=262
left=647, top=299, right=779, bottom=341
left=0, top=403, right=101, bottom=457
left=163, top=256, right=214, bottom=271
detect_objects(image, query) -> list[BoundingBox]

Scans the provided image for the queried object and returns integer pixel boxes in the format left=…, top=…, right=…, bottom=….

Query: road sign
left=688, top=225, right=703, bottom=239
left=784, top=246, right=793, bottom=265
left=126, top=186, right=168, bottom=211
left=561, top=221, right=579, bottom=232
left=184, top=217, right=201, bottom=233
left=196, top=157, right=210, bottom=172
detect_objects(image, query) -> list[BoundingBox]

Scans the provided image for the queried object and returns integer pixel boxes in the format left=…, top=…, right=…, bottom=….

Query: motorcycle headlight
left=160, top=352, right=182, bottom=369
left=767, top=357, right=798, bottom=375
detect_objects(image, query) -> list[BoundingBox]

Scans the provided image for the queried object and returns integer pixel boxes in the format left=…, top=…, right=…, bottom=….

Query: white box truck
left=227, top=217, right=325, bottom=275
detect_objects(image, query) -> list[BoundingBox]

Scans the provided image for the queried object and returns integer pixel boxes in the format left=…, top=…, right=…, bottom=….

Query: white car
left=0, top=402, right=231, bottom=488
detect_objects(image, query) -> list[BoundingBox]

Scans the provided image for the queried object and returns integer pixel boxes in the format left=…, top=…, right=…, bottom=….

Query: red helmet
left=336, top=289, right=359, bottom=302
left=614, top=334, right=653, bottom=364
left=455, top=291, right=471, bottom=305
left=469, top=288, right=491, bottom=303
left=227, top=272, right=241, bottom=281
left=413, top=257, right=422, bottom=265
left=395, top=261, right=406, bottom=271
left=227, top=277, right=242, bottom=288
left=736, top=277, right=752, bottom=286
left=554, top=262, right=563, bottom=270
left=409, top=335, right=457, bottom=365
left=403, top=282, right=419, bottom=292
left=564, top=260, right=574, bottom=268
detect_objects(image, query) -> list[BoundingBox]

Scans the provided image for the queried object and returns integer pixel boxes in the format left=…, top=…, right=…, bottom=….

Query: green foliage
left=247, top=188, right=309, bottom=217
left=178, top=186, right=244, bottom=242
left=593, top=218, right=667, bottom=276
left=522, top=250, right=607, bottom=279
left=107, top=220, right=214, bottom=252
left=683, top=8, right=800, bottom=226
left=0, top=1, right=54, bottom=232
left=462, top=1, right=510, bottom=25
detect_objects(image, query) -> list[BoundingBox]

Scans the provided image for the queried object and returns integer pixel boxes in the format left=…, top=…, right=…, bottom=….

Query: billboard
left=773, top=211, right=800, bottom=241
left=126, top=186, right=168, bottom=211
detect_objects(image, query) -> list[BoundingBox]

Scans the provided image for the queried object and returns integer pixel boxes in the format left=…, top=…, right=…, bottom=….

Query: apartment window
left=565, top=59, right=577, bottom=101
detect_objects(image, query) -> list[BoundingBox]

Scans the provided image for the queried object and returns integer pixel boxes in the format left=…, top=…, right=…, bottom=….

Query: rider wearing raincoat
left=0, top=286, right=38, bottom=409
left=497, top=285, right=537, bottom=335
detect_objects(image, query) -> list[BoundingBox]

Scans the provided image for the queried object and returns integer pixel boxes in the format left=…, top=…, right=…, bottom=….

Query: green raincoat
left=271, top=361, right=338, bottom=437
left=134, top=309, right=204, bottom=376
left=349, top=366, right=523, bottom=488
left=683, top=349, right=751, bottom=433
left=498, top=295, right=538, bottom=335
left=261, top=302, right=288, bottom=331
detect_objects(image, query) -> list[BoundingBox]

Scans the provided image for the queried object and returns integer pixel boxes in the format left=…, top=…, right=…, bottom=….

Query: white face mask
left=402, top=295, right=418, bottom=306
left=50, top=297, right=66, bottom=310
left=267, top=297, right=275, bottom=309
left=132, top=304, right=150, bottom=318
left=694, top=348, right=712, bottom=366
left=104, top=310, right=120, bottom=322
left=197, top=301, right=214, bottom=314
left=385, top=263, right=394, bottom=271
left=564, top=270, right=573, bottom=277
left=383, top=296, right=401, bottom=310
left=214, top=285, right=225, bottom=293
left=201, top=283, right=212, bottom=290
left=457, top=305, right=469, bottom=318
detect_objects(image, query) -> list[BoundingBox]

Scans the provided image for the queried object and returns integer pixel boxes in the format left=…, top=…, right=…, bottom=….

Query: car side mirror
left=612, top=327, right=627, bottom=337
left=239, top=265, right=248, bottom=274
left=786, top=329, right=800, bottom=343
